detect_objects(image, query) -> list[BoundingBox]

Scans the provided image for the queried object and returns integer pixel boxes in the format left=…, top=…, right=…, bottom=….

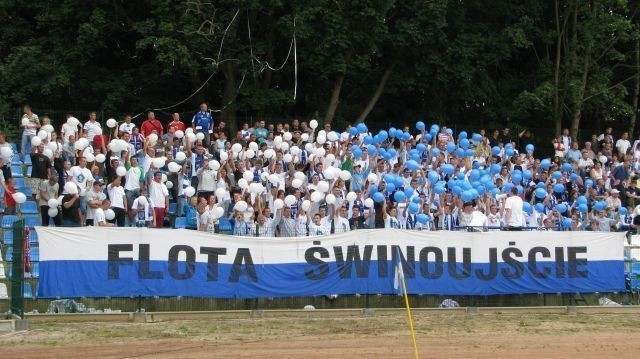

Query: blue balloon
left=416, top=213, right=429, bottom=224
left=523, top=202, right=532, bottom=214
left=541, top=159, right=551, bottom=170
left=556, top=203, right=568, bottom=213
left=523, top=170, right=532, bottom=180
left=512, top=172, right=523, bottom=184
left=412, top=196, right=421, bottom=204
left=373, top=192, right=385, bottom=203
left=384, top=174, right=394, bottom=183
left=526, top=144, right=534, bottom=152
left=428, top=171, right=440, bottom=184
left=393, top=191, right=406, bottom=202
left=576, top=196, right=588, bottom=205
left=578, top=203, right=588, bottom=213
left=404, top=187, right=414, bottom=198
left=585, top=179, right=594, bottom=188
left=370, top=185, right=378, bottom=195
left=442, top=164, right=455, bottom=175
left=516, top=185, right=524, bottom=195
left=562, top=163, right=572, bottom=172
left=446, top=128, right=453, bottom=135
left=409, top=202, right=419, bottom=213
left=469, top=169, right=481, bottom=181
left=553, top=184, right=565, bottom=193
left=364, top=136, right=373, bottom=145
left=446, top=142, right=456, bottom=153
left=552, top=171, right=562, bottom=180
left=465, top=149, right=474, bottom=157
left=431, top=148, right=441, bottom=156
left=349, top=127, right=358, bottom=136
left=620, top=207, right=628, bottom=215
left=405, top=160, right=420, bottom=171
left=416, top=121, right=426, bottom=131
left=461, top=191, right=473, bottom=202
left=367, top=144, right=376, bottom=155
left=373, top=135, right=381, bottom=144
left=378, top=130, right=388, bottom=141
left=416, top=143, right=427, bottom=152
left=505, top=148, right=515, bottom=157
left=472, top=133, right=482, bottom=142
left=459, top=131, right=468, bottom=140
left=460, top=138, right=470, bottom=149
left=535, top=203, right=545, bottom=213
left=562, top=217, right=572, bottom=228
left=480, top=174, right=492, bottom=184
left=491, top=164, right=501, bottom=174
left=536, top=181, right=546, bottom=189
left=535, top=188, right=547, bottom=199
left=430, top=124, right=440, bottom=133
left=394, top=177, right=404, bottom=188
left=492, top=146, right=501, bottom=156
left=469, top=189, right=479, bottom=199
left=452, top=185, right=462, bottom=195
left=570, top=173, right=579, bottom=181
left=357, top=123, right=367, bottom=133
left=386, top=183, right=396, bottom=193
left=455, top=148, right=465, bottom=158
left=594, top=201, right=605, bottom=211
left=485, top=182, right=495, bottom=190
left=434, top=185, right=446, bottom=195
left=352, top=148, right=362, bottom=159
left=403, top=132, right=412, bottom=141
left=424, top=133, right=432, bottom=142
left=388, top=148, right=397, bottom=158
left=456, top=172, right=466, bottom=180
left=505, top=143, right=513, bottom=150
left=388, top=128, right=397, bottom=138
left=475, top=185, right=485, bottom=195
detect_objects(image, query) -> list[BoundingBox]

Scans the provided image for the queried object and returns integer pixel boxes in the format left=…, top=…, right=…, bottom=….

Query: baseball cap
left=94, top=177, right=105, bottom=185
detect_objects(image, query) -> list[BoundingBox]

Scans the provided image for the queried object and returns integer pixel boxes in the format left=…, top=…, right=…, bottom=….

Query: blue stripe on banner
left=38, top=260, right=625, bottom=298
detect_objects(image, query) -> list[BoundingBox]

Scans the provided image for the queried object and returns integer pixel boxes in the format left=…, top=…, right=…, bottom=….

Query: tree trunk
left=323, top=74, right=345, bottom=126
left=570, top=6, right=592, bottom=141
left=355, top=63, right=395, bottom=123
left=553, top=0, right=565, bottom=137
left=221, top=62, right=238, bottom=133
left=631, top=39, right=640, bottom=138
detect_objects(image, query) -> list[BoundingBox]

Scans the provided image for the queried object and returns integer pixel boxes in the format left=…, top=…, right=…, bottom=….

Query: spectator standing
left=61, top=188, right=82, bottom=227
left=192, top=103, right=214, bottom=147
left=39, top=175, right=61, bottom=226
left=20, top=105, right=40, bottom=160
left=147, top=169, right=169, bottom=228
left=168, top=113, right=186, bottom=133
left=4, top=177, right=16, bottom=215
left=83, top=112, right=102, bottom=142
left=29, top=143, right=52, bottom=200
left=119, top=114, right=136, bottom=135
left=140, top=111, right=163, bottom=137
left=107, top=176, right=127, bottom=227
left=504, top=187, right=524, bottom=230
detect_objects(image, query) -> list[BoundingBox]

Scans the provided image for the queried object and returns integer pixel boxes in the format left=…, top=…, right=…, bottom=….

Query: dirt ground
left=0, top=313, right=639, bottom=358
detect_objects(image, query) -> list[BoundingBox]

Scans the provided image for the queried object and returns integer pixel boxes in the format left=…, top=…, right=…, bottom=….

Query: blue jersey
left=192, top=111, right=214, bottom=133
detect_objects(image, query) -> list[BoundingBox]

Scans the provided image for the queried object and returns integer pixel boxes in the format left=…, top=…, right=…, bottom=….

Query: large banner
left=36, top=227, right=625, bottom=298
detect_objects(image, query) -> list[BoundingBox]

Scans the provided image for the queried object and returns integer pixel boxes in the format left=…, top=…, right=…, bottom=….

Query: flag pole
left=396, top=248, right=419, bottom=358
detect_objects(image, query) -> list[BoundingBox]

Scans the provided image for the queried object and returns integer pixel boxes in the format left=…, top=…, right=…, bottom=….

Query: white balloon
left=184, top=186, right=196, bottom=197
left=68, top=117, right=80, bottom=126
left=148, top=133, right=158, bottom=145
left=238, top=178, right=248, bottom=189
left=292, top=178, right=303, bottom=188
left=47, top=207, right=58, bottom=217
left=301, top=133, right=310, bottom=142
left=185, top=128, right=194, bottom=135
left=161, top=173, right=168, bottom=183
left=209, top=160, right=220, bottom=171
left=168, top=162, right=181, bottom=173
left=316, top=135, right=326, bottom=145
left=64, top=182, right=78, bottom=195
left=136, top=196, right=148, bottom=205
left=13, top=192, right=27, bottom=204
left=234, top=200, right=248, bottom=212
left=43, top=149, right=53, bottom=159
left=310, top=191, right=323, bottom=203
left=57, top=195, right=64, bottom=206
left=364, top=198, right=374, bottom=208
left=327, top=132, right=339, bottom=142
left=325, top=194, right=336, bottom=205
left=290, top=146, right=300, bottom=156
left=317, top=181, right=329, bottom=193
left=310, top=119, right=318, bottom=129
left=84, top=153, right=95, bottom=163
left=215, top=188, right=227, bottom=200
left=341, top=132, right=350, bottom=141
left=268, top=174, right=279, bottom=185
left=245, top=149, right=255, bottom=159
left=46, top=142, right=57, bottom=153
left=248, top=182, right=261, bottom=194
left=283, top=132, right=292, bottom=141
left=106, top=118, right=117, bottom=128
left=264, top=149, right=275, bottom=159
left=175, top=151, right=186, bottom=162
left=346, top=192, right=357, bottom=202
left=37, top=130, right=48, bottom=140
left=249, top=142, right=259, bottom=151
left=260, top=171, right=269, bottom=182
left=42, top=124, right=55, bottom=133
left=294, top=172, right=306, bottom=181
left=47, top=198, right=58, bottom=208
left=301, top=200, right=311, bottom=211
left=599, top=155, right=608, bottom=164
left=315, top=148, right=326, bottom=157
left=196, top=132, right=205, bottom=140
left=284, top=195, right=296, bottom=207
left=31, top=136, right=42, bottom=147
left=105, top=209, right=115, bottom=220
left=0, top=147, right=13, bottom=159
left=175, top=130, right=184, bottom=139
left=304, top=143, right=313, bottom=152
left=75, top=138, right=89, bottom=151
left=368, top=173, right=379, bottom=183
left=153, top=157, right=166, bottom=168
left=186, top=133, right=197, bottom=143
left=326, top=154, right=336, bottom=163
left=283, top=154, right=293, bottom=163
left=340, top=170, right=352, bottom=181
left=243, top=171, right=254, bottom=182
left=280, top=142, right=290, bottom=152
left=116, top=166, right=127, bottom=176
left=274, top=198, right=284, bottom=209
left=94, top=127, right=102, bottom=136
left=232, top=143, right=243, bottom=153
left=213, top=206, right=224, bottom=219
left=166, top=181, right=173, bottom=189
left=95, top=154, right=106, bottom=163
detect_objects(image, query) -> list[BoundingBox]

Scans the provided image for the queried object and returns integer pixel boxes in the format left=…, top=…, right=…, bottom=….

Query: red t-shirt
left=167, top=120, right=186, bottom=132
left=5, top=186, right=16, bottom=207
left=92, top=134, right=109, bottom=148
left=141, top=119, right=164, bottom=137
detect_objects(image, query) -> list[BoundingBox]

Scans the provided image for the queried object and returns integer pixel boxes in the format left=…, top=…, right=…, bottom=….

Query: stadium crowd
left=7, top=103, right=640, bottom=236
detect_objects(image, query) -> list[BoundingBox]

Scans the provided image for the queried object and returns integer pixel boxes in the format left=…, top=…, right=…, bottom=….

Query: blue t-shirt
left=192, top=111, right=214, bottom=133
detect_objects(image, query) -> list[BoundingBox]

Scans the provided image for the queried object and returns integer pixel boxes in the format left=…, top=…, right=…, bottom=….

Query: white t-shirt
left=84, top=121, right=102, bottom=142
left=131, top=197, right=153, bottom=221
left=308, top=222, right=329, bottom=236
left=124, top=166, right=142, bottom=191
left=70, top=166, right=94, bottom=195
left=94, top=208, right=106, bottom=226
left=61, top=122, right=79, bottom=142
left=148, top=180, right=168, bottom=208
left=119, top=122, right=136, bottom=135
left=504, top=195, right=525, bottom=227
left=107, top=184, right=126, bottom=209
left=22, top=114, right=39, bottom=136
